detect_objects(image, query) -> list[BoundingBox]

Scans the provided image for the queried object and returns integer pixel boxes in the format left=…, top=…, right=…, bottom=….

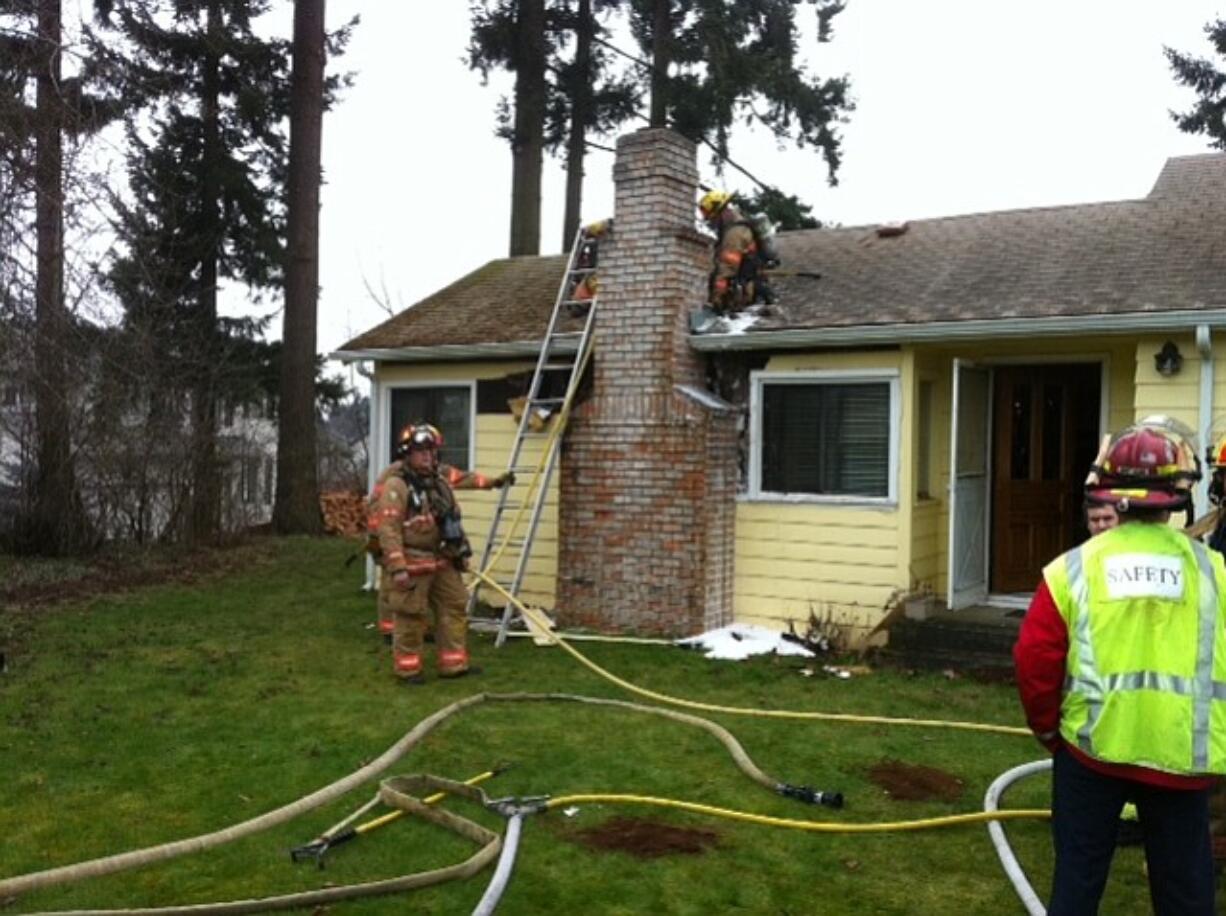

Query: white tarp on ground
left=676, top=623, right=815, bottom=661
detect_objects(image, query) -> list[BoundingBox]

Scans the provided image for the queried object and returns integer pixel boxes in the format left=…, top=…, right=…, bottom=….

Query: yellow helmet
left=1209, top=432, right=1226, bottom=469
left=698, top=189, right=732, bottom=220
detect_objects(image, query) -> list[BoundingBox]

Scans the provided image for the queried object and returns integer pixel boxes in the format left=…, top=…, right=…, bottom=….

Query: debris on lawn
left=563, top=806, right=580, bottom=818
left=867, top=759, right=965, bottom=802
left=568, top=816, right=720, bottom=859
left=826, top=664, right=872, bottom=679
left=676, top=624, right=815, bottom=660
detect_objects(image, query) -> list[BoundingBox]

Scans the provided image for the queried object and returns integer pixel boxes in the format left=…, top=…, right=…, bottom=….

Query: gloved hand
left=493, top=471, right=516, bottom=489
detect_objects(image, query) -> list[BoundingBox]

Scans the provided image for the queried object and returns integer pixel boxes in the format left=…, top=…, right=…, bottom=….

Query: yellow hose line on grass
left=474, top=571, right=1032, bottom=738
left=546, top=794, right=1050, bottom=832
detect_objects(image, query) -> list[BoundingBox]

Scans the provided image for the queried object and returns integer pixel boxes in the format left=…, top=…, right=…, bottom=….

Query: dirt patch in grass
left=567, top=816, right=721, bottom=859
left=0, top=540, right=278, bottom=611
left=867, top=759, right=965, bottom=802
left=0, top=539, right=284, bottom=667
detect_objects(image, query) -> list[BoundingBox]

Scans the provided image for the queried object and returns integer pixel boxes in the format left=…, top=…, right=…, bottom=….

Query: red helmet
left=1087, top=422, right=1200, bottom=511
left=395, top=422, right=443, bottom=458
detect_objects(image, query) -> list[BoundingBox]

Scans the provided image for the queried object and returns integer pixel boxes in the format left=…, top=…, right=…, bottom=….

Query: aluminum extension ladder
left=467, top=223, right=604, bottom=646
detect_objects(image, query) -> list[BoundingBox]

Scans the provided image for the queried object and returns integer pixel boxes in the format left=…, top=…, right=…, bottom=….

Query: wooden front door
left=991, top=364, right=1101, bottom=593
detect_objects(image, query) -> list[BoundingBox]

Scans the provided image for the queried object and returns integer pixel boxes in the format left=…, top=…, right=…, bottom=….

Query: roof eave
left=331, top=335, right=582, bottom=363
left=689, top=308, right=1226, bottom=352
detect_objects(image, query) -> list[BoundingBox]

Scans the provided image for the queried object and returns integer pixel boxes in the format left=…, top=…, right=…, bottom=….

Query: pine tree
left=469, top=0, right=638, bottom=254
left=628, top=0, right=851, bottom=181
left=469, top=0, right=551, bottom=256
left=1167, top=20, right=1226, bottom=148
left=550, top=0, right=637, bottom=247
left=273, top=0, right=327, bottom=535
left=0, top=0, right=117, bottom=554
left=95, top=0, right=292, bottom=543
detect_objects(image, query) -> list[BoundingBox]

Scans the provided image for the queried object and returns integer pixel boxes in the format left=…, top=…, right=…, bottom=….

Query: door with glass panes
left=990, top=364, right=1100, bottom=593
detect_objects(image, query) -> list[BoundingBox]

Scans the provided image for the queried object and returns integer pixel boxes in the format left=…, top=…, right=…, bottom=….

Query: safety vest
left=1043, top=521, right=1226, bottom=776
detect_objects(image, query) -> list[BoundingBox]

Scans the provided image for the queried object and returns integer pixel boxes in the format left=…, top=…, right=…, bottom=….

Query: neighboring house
left=0, top=361, right=279, bottom=542
left=335, top=129, right=1226, bottom=643
left=0, top=377, right=31, bottom=532
left=218, top=398, right=279, bottom=532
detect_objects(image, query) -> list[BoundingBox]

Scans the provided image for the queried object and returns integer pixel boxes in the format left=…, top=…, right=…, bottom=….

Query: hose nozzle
left=778, top=783, right=844, bottom=809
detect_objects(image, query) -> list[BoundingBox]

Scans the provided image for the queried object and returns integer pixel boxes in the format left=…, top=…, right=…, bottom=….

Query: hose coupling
left=487, top=795, right=551, bottom=817
left=777, top=783, right=845, bottom=809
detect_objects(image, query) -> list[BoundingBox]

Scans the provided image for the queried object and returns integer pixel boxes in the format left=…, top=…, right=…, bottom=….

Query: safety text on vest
left=1103, top=553, right=1184, bottom=600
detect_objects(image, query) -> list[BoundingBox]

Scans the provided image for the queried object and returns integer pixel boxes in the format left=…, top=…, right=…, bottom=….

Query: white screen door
left=947, top=359, right=991, bottom=609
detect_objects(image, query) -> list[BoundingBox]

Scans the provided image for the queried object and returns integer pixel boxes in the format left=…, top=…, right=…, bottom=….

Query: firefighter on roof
left=698, top=190, right=778, bottom=313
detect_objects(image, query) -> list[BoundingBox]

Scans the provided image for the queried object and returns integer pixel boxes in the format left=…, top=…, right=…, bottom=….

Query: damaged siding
left=377, top=360, right=559, bottom=611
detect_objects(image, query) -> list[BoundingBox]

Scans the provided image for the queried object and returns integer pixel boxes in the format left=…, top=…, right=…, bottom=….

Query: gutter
left=1197, top=325, right=1214, bottom=513
left=331, top=336, right=582, bottom=364
left=688, top=308, right=1226, bottom=352
left=355, top=360, right=378, bottom=591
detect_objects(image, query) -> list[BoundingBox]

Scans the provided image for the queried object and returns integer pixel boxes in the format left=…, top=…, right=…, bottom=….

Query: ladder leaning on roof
left=466, top=222, right=605, bottom=646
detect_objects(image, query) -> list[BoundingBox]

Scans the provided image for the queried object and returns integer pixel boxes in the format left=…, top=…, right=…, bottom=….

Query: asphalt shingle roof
left=340, top=255, right=573, bottom=352
left=337, top=153, right=1226, bottom=353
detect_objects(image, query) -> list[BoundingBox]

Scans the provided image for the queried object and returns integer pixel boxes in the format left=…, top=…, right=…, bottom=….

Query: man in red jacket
left=1015, top=421, right=1221, bottom=915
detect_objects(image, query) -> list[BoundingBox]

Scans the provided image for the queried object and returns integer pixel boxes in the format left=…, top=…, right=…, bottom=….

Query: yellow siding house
left=337, top=152, right=1226, bottom=643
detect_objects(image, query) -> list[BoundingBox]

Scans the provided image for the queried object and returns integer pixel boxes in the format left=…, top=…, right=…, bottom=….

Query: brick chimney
left=557, top=128, right=737, bottom=636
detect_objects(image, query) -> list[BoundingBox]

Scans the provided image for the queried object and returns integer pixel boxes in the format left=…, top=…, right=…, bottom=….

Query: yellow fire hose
left=542, top=794, right=1047, bottom=833
left=471, top=568, right=1032, bottom=738
left=0, top=690, right=1047, bottom=911
left=2, top=533, right=1047, bottom=909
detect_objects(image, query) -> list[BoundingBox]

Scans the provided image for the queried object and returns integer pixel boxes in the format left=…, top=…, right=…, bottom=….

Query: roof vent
left=876, top=221, right=909, bottom=238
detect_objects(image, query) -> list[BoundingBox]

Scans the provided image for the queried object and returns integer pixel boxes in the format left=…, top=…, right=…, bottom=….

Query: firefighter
left=1206, top=432, right=1226, bottom=554
left=370, top=422, right=513, bottom=681
left=1014, top=421, right=1223, bottom=915
left=699, top=190, right=767, bottom=314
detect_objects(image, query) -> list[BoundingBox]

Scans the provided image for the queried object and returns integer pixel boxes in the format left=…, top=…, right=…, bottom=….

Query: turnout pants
left=385, top=561, right=470, bottom=679
left=1048, top=747, right=1216, bottom=916
left=375, top=567, right=394, bottom=639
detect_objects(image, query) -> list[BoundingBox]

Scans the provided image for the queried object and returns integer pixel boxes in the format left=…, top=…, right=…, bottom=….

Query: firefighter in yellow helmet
left=699, top=190, right=760, bottom=314
left=367, top=422, right=513, bottom=682
left=1206, top=431, right=1226, bottom=554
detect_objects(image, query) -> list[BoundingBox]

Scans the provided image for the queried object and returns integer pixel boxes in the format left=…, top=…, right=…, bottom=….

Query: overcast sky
left=312, top=0, right=1223, bottom=368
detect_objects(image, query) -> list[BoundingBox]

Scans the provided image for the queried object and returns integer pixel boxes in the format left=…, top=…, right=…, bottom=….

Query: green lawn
left=0, top=537, right=1164, bottom=914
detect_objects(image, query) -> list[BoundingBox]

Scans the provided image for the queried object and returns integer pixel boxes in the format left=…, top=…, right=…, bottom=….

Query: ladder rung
left=569, top=266, right=596, bottom=275
left=541, top=362, right=574, bottom=371
left=531, top=397, right=565, bottom=406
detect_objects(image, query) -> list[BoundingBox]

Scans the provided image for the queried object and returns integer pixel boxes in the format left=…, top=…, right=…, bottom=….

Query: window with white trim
left=756, top=373, right=898, bottom=500
left=389, top=386, right=471, bottom=468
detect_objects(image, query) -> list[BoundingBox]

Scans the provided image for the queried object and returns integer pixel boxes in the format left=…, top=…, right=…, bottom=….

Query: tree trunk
left=28, top=0, right=79, bottom=555
left=649, top=0, right=670, bottom=127
left=561, top=0, right=592, bottom=249
left=190, top=0, right=222, bottom=544
left=508, top=0, right=545, bottom=256
left=273, top=0, right=325, bottom=535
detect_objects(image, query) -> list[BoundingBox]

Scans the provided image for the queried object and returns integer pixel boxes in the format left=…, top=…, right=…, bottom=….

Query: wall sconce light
left=1155, top=341, right=1183, bottom=377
